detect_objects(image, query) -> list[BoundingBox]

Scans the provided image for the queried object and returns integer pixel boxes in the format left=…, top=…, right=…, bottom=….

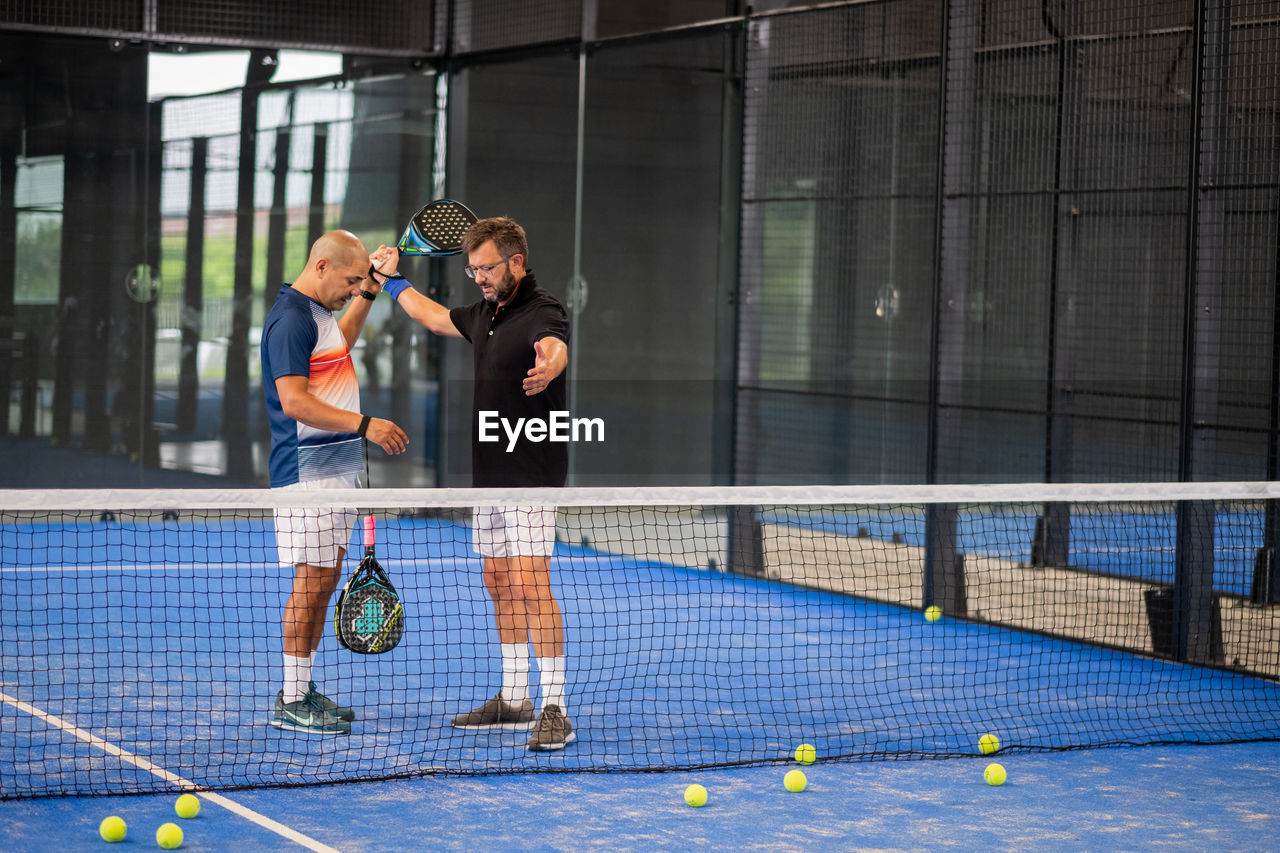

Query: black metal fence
left=0, top=1, right=1277, bottom=488
left=738, top=0, right=1280, bottom=485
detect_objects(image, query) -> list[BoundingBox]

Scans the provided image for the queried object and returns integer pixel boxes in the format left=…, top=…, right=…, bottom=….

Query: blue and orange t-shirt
left=261, top=284, right=363, bottom=487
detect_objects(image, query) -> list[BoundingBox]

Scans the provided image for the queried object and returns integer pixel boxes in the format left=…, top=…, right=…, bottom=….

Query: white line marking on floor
left=0, top=690, right=340, bottom=853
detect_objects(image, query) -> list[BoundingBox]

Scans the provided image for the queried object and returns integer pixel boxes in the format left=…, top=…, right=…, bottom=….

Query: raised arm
left=370, top=244, right=462, bottom=338
left=337, top=272, right=378, bottom=350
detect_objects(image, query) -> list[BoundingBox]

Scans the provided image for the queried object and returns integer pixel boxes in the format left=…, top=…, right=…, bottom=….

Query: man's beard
left=483, top=268, right=518, bottom=304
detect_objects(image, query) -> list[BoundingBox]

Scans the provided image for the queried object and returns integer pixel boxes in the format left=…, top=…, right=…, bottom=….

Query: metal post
left=1172, top=0, right=1227, bottom=664
left=1038, top=1, right=1085, bottom=568
left=222, top=49, right=275, bottom=482
left=307, top=123, right=329, bottom=251
left=177, top=136, right=207, bottom=433
left=0, top=138, right=15, bottom=436
left=924, top=0, right=976, bottom=615
left=264, top=124, right=292, bottom=318
left=566, top=18, right=590, bottom=485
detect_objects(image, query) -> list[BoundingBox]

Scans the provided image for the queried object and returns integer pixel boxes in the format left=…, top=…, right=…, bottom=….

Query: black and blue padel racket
left=334, top=516, right=405, bottom=654
left=396, top=198, right=478, bottom=257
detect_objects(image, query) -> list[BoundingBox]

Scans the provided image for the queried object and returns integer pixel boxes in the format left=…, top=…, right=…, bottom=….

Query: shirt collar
left=493, top=269, right=538, bottom=312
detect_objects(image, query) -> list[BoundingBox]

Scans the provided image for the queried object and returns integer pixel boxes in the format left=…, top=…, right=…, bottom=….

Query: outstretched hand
left=523, top=338, right=566, bottom=397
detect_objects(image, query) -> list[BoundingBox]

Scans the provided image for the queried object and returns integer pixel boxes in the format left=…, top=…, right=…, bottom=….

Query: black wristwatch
left=359, top=289, right=377, bottom=301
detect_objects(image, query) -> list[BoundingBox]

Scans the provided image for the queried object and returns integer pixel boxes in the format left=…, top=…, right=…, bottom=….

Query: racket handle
left=363, top=515, right=376, bottom=549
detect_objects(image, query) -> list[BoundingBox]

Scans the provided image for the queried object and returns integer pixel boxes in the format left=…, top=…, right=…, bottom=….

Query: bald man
left=260, top=230, right=408, bottom=735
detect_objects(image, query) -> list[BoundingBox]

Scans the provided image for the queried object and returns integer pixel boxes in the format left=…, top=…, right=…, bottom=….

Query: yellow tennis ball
left=925, top=605, right=942, bottom=622
left=156, top=822, right=184, bottom=849
left=984, top=763, right=1007, bottom=786
left=174, top=793, right=200, bottom=819
left=784, top=769, right=807, bottom=792
left=794, top=743, right=816, bottom=765
left=99, top=816, right=127, bottom=842
left=979, top=733, right=1000, bottom=755
left=684, top=783, right=708, bottom=807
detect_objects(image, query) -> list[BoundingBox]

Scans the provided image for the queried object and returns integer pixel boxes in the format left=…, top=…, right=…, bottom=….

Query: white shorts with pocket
left=274, top=475, right=359, bottom=567
left=472, top=505, right=557, bottom=558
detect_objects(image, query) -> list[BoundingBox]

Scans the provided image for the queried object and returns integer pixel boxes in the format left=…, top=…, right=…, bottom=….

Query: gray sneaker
left=526, top=704, right=575, bottom=751
left=306, top=681, right=356, bottom=722
left=271, top=691, right=351, bottom=735
left=450, top=692, right=535, bottom=730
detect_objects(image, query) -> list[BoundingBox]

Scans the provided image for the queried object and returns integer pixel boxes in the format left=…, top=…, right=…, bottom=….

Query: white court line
left=0, top=691, right=340, bottom=853
left=0, top=561, right=430, bottom=574
left=0, top=563, right=247, bottom=573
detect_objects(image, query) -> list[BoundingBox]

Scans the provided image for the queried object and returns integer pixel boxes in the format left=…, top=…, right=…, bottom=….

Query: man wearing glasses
left=369, top=217, right=574, bottom=751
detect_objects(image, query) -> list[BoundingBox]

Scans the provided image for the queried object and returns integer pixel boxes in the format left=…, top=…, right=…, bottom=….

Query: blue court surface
left=3, top=511, right=1280, bottom=850
left=2, top=740, right=1280, bottom=851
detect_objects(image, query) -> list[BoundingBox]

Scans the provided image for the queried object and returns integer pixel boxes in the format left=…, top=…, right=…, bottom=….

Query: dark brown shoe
left=526, top=704, right=575, bottom=751
left=450, top=692, right=535, bottom=730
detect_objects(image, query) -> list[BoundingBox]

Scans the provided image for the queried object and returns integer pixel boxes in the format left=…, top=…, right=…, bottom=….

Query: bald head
left=292, top=229, right=372, bottom=311
left=309, top=230, right=368, bottom=269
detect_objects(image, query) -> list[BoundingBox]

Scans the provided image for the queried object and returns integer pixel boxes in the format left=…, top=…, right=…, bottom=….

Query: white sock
left=308, top=651, right=317, bottom=690
left=283, top=653, right=311, bottom=703
left=537, top=656, right=566, bottom=712
left=501, top=643, right=531, bottom=705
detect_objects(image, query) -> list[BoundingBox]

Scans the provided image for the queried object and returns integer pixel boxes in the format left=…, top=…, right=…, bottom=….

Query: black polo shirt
left=449, top=270, right=570, bottom=487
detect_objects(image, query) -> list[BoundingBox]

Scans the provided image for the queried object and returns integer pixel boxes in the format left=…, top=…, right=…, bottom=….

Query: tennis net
left=3, top=482, right=1280, bottom=798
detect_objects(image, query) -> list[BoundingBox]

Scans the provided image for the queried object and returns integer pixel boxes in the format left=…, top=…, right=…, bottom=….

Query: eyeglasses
left=464, top=255, right=514, bottom=280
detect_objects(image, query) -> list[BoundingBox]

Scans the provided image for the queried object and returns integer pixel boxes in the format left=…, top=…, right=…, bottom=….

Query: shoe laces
left=302, top=691, right=329, bottom=714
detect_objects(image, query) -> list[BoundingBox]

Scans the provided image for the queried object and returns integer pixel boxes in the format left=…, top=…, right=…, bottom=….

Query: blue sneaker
left=271, top=691, right=350, bottom=735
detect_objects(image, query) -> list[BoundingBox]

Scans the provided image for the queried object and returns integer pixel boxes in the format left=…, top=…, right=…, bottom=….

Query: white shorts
left=472, top=505, right=557, bottom=558
left=274, top=475, right=359, bottom=567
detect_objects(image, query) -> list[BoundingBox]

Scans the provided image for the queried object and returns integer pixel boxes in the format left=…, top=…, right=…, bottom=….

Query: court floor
left=5, top=510, right=1280, bottom=849
left=2, top=739, right=1279, bottom=851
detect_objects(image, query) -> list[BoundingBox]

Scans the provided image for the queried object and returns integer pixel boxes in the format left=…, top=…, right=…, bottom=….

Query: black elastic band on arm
left=357, top=414, right=371, bottom=438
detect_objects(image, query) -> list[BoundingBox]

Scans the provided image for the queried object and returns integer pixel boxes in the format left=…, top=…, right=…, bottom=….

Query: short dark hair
left=462, top=216, right=529, bottom=262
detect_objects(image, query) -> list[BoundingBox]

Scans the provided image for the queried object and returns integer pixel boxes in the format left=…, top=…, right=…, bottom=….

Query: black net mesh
left=736, top=0, right=1280, bottom=485
left=154, top=0, right=434, bottom=53
left=0, top=0, right=434, bottom=53
left=2, top=484, right=1279, bottom=798
left=453, top=0, right=581, bottom=53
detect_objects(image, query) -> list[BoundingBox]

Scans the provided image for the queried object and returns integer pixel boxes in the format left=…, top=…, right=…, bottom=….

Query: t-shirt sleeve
left=530, top=299, right=569, bottom=348
left=264, top=309, right=316, bottom=381
left=449, top=303, right=480, bottom=343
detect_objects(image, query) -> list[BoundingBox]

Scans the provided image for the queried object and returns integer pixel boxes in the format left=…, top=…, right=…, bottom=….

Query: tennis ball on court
left=925, top=605, right=942, bottom=622
left=684, top=783, right=708, bottom=807
left=175, top=793, right=200, bottom=819
left=156, top=822, right=184, bottom=849
left=794, top=743, right=817, bottom=765
left=99, top=815, right=127, bottom=842
left=979, top=733, right=1000, bottom=755
left=984, top=763, right=1007, bottom=786
left=784, top=769, right=807, bottom=792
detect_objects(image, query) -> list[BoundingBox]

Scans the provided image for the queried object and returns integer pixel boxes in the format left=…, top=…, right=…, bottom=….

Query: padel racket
left=334, top=515, right=405, bottom=654
left=396, top=198, right=478, bottom=257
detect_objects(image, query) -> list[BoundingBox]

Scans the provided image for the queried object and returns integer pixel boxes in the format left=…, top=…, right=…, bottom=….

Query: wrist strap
left=383, top=278, right=410, bottom=300
left=359, top=289, right=377, bottom=301
left=357, top=414, right=371, bottom=438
